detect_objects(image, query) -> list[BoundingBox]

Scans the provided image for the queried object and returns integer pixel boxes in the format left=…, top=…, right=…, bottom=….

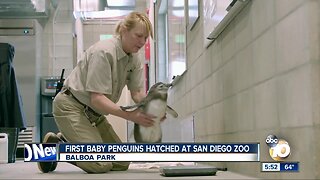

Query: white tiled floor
left=0, top=160, right=258, bottom=179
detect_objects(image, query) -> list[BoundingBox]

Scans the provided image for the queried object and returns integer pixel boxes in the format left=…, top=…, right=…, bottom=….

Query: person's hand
left=128, top=109, right=156, bottom=127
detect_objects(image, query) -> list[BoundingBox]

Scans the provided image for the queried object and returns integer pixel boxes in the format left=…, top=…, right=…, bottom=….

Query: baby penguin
left=121, top=82, right=178, bottom=143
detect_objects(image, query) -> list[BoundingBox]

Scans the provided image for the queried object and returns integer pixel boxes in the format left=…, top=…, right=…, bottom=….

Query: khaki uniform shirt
left=64, top=36, right=144, bottom=114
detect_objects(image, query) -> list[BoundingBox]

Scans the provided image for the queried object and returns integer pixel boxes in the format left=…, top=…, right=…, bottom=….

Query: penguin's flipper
left=120, top=99, right=147, bottom=111
left=120, top=104, right=140, bottom=111
left=120, top=97, right=148, bottom=111
left=166, top=105, right=178, bottom=118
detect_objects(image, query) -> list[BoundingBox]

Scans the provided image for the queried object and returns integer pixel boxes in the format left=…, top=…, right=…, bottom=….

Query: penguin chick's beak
left=166, top=83, right=173, bottom=88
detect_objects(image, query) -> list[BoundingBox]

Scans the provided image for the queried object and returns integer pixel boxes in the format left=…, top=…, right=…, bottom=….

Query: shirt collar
left=114, top=35, right=132, bottom=61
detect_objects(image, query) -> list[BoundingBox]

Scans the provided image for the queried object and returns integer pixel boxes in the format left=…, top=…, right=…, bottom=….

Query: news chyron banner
left=25, top=143, right=259, bottom=162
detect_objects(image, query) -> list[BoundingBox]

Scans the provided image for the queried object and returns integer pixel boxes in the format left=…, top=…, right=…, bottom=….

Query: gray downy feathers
left=120, top=82, right=178, bottom=143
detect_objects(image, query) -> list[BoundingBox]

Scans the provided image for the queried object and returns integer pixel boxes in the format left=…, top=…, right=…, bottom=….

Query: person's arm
left=131, top=88, right=167, bottom=122
left=90, top=92, right=154, bottom=127
left=130, top=88, right=146, bottom=104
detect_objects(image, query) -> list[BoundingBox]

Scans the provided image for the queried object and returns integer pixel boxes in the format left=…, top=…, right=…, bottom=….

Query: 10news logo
left=265, top=135, right=291, bottom=161
left=24, top=144, right=57, bottom=162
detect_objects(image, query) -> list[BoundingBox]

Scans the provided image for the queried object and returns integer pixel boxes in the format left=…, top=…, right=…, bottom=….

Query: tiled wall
left=41, top=0, right=74, bottom=77
left=168, top=0, right=320, bottom=179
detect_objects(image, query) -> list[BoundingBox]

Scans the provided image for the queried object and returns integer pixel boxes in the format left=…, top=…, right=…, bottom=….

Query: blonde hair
left=115, top=12, right=153, bottom=39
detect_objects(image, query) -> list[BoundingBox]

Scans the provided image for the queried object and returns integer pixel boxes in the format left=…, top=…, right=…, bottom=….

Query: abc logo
left=265, top=135, right=290, bottom=161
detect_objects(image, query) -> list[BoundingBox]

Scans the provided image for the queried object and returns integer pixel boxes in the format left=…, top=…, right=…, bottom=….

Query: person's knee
left=77, top=162, right=113, bottom=173
left=111, top=162, right=130, bottom=171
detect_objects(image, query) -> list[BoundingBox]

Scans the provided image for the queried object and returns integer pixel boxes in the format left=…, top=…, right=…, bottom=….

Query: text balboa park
left=65, top=154, right=116, bottom=161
